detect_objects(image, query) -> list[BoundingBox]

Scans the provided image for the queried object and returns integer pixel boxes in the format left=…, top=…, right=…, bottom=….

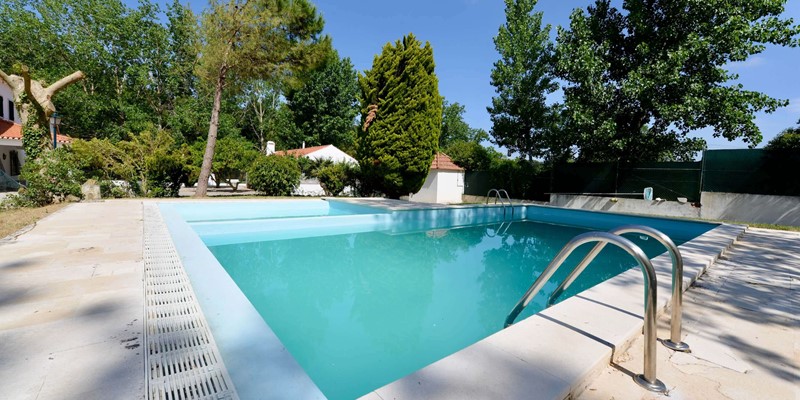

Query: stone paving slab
left=0, top=200, right=145, bottom=400
left=577, top=228, right=800, bottom=400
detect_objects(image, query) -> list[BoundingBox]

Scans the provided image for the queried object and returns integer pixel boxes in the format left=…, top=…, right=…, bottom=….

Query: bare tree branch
left=46, top=71, right=85, bottom=95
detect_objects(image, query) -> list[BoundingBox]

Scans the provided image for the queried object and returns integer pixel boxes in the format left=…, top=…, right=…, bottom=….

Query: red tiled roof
left=431, top=152, right=463, bottom=171
left=0, top=119, right=73, bottom=144
left=277, top=144, right=331, bottom=157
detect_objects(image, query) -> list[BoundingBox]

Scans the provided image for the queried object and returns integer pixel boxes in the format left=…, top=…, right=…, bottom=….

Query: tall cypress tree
left=358, top=34, right=442, bottom=198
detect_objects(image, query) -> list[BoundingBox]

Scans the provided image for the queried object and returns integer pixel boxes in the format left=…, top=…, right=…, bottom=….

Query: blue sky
left=169, top=0, right=799, bottom=151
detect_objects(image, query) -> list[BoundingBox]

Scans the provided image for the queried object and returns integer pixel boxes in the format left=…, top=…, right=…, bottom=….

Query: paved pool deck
left=0, top=199, right=797, bottom=400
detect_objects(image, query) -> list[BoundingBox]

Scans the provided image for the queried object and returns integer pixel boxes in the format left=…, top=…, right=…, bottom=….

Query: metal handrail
left=546, top=225, right=689, bottom=352
left=504, top=231, right=666, bottom=393
left=486, top=188, right=514, bottom=219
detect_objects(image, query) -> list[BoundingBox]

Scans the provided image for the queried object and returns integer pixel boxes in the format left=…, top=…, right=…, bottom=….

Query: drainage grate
left=143, top=204, right=238, bottom=400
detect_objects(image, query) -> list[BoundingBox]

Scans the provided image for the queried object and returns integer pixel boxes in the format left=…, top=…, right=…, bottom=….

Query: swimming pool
left=159, top=200, right=718, bottom=399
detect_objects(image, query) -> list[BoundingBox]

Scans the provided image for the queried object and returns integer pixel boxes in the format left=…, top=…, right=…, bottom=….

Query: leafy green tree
left=488, top=0, right=563, bottom=162
left=765, top=120, right=800, bottom=152
left=440, top=100, right=470, bottom=148
left=444, top=141, right=504, bottom=171
left=0, top=0, right=200, bottom=141
left=358, top=34, right=443, bottom=198
left=286, top=52, right=360, bottom=151
left=194, top=0, right=329, bottom=197
left=194, top=135, right=259, bottom=191
left=240, top=79, right=296, bottom=153
left=556, top=0, right=800, bottom=162
left=248, top=155, right=301, bottom=196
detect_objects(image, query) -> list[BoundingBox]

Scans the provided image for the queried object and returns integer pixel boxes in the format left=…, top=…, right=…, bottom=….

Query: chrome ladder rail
left=547, top=225, right=689, bottom=352
left=504, top=231, right=667, bottom=393
left=486, top=188, right=514, bottom=220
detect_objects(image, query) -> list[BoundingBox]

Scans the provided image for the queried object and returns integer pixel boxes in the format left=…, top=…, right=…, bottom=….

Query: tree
left=765, top=120, right=800, bottom=152
left=556, top=0, right=800, bottom=162
left=440, top=100, right=471, bottom=148
left=248, top=154, right=301, bottom=196
left=199, top=135, right=260, bottom=190
left=241, top=79, right=295, bottom=153
left=358, top=34, right=443, bottom=198
left=194, top=0, right=329, bottom=197
left=0, top=0, right=200, bottom=141
left=286, top=51, right=360, bottom=151
left=444, top=141, right=503, bottom=171
left=488, top=0, right=563, bottom=162
left=0, top=66, right=84, bottom=160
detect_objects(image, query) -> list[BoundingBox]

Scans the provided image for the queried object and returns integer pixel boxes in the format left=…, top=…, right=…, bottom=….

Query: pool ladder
left=504, top=225, right=690, bottom=393
left=486, top=188, right=513, bottom=220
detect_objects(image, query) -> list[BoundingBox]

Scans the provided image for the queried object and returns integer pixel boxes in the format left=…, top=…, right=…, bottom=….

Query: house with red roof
left=408, top=152, right=465, bottom=204
left=269, top=142, right=357, bottom=196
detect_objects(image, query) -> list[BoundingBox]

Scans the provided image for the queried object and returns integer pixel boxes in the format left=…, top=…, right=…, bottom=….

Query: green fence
left=702, top=149, right=800, bottom=196
left=464, top=149, right=797, bottom=202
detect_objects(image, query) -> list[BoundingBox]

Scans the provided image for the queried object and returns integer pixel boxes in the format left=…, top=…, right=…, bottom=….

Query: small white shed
left=409, top=152, right=465, bottom=204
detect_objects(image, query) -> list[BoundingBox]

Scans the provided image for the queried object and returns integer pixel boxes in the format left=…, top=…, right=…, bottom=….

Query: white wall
left=307, top=146, right=357, bottom=164
left=409, top=170, right=464, bottom=204
left=700, top=192, right=800, bottom=226
left=549, top=194, right=701, bottom=219
left=409, top=172, right=438, bottom=203
left=0, top=81, right=21, bottom=123
left=435, top=171, right=464, bottom=204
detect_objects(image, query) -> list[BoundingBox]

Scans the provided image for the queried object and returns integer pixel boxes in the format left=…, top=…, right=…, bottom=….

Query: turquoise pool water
left=206, top=217, right=699, bottom=399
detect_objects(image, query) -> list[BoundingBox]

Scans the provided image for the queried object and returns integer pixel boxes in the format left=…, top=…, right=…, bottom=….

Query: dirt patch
left=0, top=203, right=69, bottom=239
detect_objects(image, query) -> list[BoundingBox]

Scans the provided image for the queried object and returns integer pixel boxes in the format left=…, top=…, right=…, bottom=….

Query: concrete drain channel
left=143, top=204, right=239, bottom=400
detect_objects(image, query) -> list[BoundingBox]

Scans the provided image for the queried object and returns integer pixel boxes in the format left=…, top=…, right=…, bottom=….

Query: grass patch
left=0, top=202, right=69, bottom=239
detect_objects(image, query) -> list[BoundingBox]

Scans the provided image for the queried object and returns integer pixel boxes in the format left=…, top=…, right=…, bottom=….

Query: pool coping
left=157, top=199, right=745, bottom=400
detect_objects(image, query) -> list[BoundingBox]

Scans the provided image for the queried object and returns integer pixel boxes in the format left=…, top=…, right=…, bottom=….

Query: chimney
left=302, top=141, right=305, bottom=149
left=266, top=141, right=275, bottom=155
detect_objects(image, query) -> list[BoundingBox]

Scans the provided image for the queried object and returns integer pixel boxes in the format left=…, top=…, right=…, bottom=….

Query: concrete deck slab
left=0, top=200, right=145, bottom=400
left=578, top=228, right=800, bottom=400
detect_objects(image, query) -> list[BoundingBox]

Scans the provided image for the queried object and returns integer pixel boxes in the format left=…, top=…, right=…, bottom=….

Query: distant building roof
left=431, top=152, right=463, bottom=171
left=278, top=144, right=331, bottom=157
left=0, top=119, right=73, bottom=144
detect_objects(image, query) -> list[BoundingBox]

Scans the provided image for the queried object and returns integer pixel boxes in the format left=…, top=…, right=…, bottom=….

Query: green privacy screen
left=701, top=149, right=800, bottom=196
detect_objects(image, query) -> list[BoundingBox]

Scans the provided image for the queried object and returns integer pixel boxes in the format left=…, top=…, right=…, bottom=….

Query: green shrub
left=316, top=162, right=355, bottom=196
left=99, top=180, right=132, bottom=198
left=19, top=148, right=85, bottom=206
left=247, top=155, right=301, bottom=196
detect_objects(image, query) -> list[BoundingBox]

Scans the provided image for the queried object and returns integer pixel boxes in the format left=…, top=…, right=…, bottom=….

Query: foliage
left=358, top=34, right=443, bottom=198
left=440, top=100, right=490, bottom=149
left=0, top=0, right=201, bottom=141
left=247, top=155, right=301, bottom=196
left=18, top=148, right=84, bottom=206
left=555, top=0, right=800, bottom=162
left=765, top=121, right=800, bottom=152
left=21, top=118, right=49, bottom=162
left=286, top=52, right=360, bottom=151
left=488, top=157, right=544, bottom=200
left=192, top=135, right=259, bottom=190
left=489, top=0, right=563, bottom=162
left=444, top=141, right=504, bottom=171
left=239, top=80, right=297, bottom=152
left=296, top=156, right=333, bottom=178
left=316, top=162, right=355, bottom=196
left=71, top=130, right=191, bottom=197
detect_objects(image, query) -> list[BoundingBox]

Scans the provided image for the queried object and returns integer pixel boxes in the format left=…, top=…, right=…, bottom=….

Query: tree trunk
left=195, top=69, right=226, bottom=197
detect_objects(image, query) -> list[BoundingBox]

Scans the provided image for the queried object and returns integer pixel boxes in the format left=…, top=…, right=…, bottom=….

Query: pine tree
left=358, top=34, right=442, bottom=198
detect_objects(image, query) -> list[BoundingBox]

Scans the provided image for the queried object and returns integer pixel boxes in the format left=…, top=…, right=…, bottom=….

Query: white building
left=276, top=143, right=358, bottom=196
left=409, top=152, right=465, bottom=204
